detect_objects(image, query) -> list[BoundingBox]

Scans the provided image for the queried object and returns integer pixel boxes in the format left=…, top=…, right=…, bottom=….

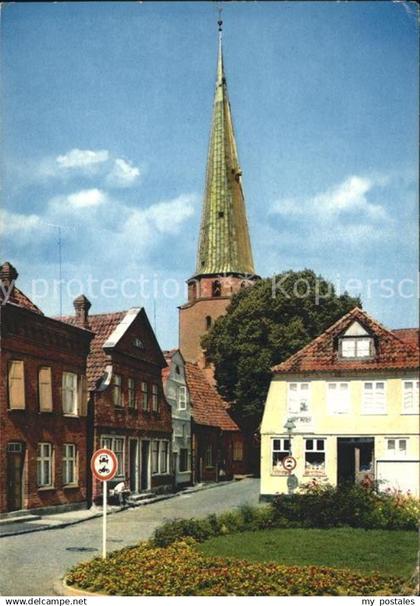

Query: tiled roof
left=392, top=328, right=419, bottom=349
left=185, top=362, right=239, bottom=431
left=61, top=311, right=126, bottom=389
left=272, top=307, right=419, bottom=375
left=1, top=287, right=44, bottom=314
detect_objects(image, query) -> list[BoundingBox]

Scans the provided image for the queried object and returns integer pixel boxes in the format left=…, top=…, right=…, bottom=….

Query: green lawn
left=198, top=528, right=418, bottom=578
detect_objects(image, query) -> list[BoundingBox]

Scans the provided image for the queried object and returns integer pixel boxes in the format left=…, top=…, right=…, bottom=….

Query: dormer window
left=339, top=321, right=375, bottom=359
left=133, top=338, right=144, bottom=350
left=340, top=337, right=373, bottom=358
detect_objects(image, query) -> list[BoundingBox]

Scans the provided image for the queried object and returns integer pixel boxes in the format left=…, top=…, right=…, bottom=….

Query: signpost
left=281, top=456, right=297, bottom=473
left=91, top=448, right=118, bottom=559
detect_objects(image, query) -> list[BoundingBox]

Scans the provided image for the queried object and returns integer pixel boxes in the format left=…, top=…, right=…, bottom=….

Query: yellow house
left=260, top=308, right=419, bottom=498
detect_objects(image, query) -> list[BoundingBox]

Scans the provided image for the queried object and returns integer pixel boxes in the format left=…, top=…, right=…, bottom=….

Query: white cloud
left=66, top=188, right=107, bottom=208
left=0, top=209, right=43, bottom=235
left=271, top=175, right=388, bottom=221
left=56, top=149, right=109, bottom=169
left=106, top=158, right=141, bottom=188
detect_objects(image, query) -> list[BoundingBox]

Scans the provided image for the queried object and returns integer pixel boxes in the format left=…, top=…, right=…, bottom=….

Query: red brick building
left=185, top=362, right=247, bottom=482
left=62, top=300, right=173, bottom=501
left=0, top=263, right=93, bottom=515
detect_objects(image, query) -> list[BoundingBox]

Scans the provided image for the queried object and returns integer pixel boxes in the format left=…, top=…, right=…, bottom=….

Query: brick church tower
left=179, top=21, right=258, bottom=367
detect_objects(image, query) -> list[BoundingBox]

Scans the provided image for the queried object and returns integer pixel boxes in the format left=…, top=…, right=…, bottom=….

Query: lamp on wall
left=283, top=418, right=296, bottom=456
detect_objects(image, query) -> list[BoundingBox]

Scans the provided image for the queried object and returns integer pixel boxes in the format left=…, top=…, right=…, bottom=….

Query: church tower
left=179, top=20, right=258, bottom=365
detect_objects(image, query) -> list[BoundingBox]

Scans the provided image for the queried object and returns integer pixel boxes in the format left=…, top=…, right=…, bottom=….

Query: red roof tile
left=272, top=307, right=419, bottom=375
left=185, top=362, right=239, bottom=431
left=61, top=311, right=126, bottom=389
left=392, top=328, right=419, bottom=349
left=1, top=286, right=44, bottom=314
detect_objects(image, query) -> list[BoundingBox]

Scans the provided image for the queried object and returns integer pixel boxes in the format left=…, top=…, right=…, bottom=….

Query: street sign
left=282, top=456, right=297, bottom=472
left=90, top=448, right=118, bottom=560
left=91, top=448, right=118, bottom=482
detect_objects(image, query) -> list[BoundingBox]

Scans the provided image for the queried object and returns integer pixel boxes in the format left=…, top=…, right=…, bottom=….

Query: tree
left=201, top=269, right=361, bottom=433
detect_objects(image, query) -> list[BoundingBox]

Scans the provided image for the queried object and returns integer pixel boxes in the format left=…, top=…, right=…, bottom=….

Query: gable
left=343, top=321, right=369, bottom=337
left=112, top=308, right=167, bottom=368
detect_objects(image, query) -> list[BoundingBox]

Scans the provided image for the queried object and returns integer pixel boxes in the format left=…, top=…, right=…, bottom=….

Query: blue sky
left=1, top=1, right=418, bottom=349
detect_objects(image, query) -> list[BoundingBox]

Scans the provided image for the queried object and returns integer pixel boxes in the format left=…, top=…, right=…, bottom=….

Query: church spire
left=195, top=19, right=255, bottom=277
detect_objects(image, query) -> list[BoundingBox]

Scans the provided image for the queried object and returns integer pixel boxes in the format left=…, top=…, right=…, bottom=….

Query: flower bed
left=66, top=539, right=408, bottom=596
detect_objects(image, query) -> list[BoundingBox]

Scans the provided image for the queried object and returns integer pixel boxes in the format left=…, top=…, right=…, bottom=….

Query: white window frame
left=63, top=443, right=77, bottom=486
left=327, top=382, right=350, bottom=415
left=177, top=385, right=187, bottom=410
left=159, top=440, right=169, bottom=474
left=100, top=435, right=125, bottom=477
left=402, top=380, right=419, bottom=415
left=37, top=442, right=54, bottom=488
left=288, top=382, right=310, bottom=415
left=340, top=337, right=373, bottom=359
left=62, top=372, right=78, bottom=415
left=304, top=438, right=326, bottom=474
left=362, top=381, right=386, bottom=415
left=386, top=437, right=408, bottom=458
left=8, top=360, right=26, bottom=410
left=271, top=437, right=290, bottom=472
left=128, top=377, right=136, bottom=409
left=39, top=366, right=53, bottom=412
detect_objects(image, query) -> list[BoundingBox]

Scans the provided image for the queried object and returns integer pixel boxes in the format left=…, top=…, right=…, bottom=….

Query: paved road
left=0, top=478, right=260, bottom=596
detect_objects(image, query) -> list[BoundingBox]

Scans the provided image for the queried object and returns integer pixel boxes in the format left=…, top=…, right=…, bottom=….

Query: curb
left=53, top=577, right=100, bottom=597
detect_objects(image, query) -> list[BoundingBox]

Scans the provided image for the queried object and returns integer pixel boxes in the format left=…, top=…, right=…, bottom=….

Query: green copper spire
left=195, top=22, right=255, bottom=277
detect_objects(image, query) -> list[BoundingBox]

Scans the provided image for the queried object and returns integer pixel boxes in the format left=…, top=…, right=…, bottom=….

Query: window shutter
left=78, top=375, right=88, bottom=416
left=39, top=367, right=53, bottom=412
left=8, top=361, right=25, bottom=409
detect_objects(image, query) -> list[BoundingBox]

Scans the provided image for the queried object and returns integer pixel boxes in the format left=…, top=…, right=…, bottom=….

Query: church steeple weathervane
left=194, top=15, right=255, bottom=277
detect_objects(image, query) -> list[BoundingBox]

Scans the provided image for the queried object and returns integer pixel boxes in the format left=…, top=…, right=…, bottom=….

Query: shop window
left=305, top=438, right=325, bottom=473
left=272, top=438, right=290, bottom=472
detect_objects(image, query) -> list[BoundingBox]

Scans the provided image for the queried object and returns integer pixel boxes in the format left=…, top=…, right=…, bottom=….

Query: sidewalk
left=0, top=479, right=240, bottom=538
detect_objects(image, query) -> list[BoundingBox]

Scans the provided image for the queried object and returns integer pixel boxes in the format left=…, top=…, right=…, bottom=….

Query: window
left=63, top=444, right=77, bottom=485
left=133, top=338, right=144, bottom=350
left=128, top=378, right=136, bottom=408
left=204, top=445, right=213, bottom=467
left=233, top=440, right=243, bottom=461
left=37, top=443, right=53, bottom=487
left=362, top=382, right=386, bottom=414
left=288, top=383, right=310, bottom=414
left=403, top=381, right=419, bottom=414
left=160, top=441, right=169, bottom=474
left=177, top=385, right=187, bottom=410
left=205, top=316, right=212, bottom=330
left=386, top=438, right=407, bottom=458
left=327, top=382, right=350, bottom=414
left=62, top=372, right=78, bottom=415
left=152, top=384, right=159, bottom=412
left=100, top=436, right=124, bottom=476
left=305, top=438, right=325, bottom=473
left=141, top=382, right=149, bottom=411
left=179, top=448, right=189, bottom=472
left=152, top=441, right=159, bottom=474
left=112, top=374, right=122, bottom=407
left=272, top=438, right=290, bottom=472
left=340, top=337, right=373, bottom=358
left=39, top=367, right=53, bottom=412
left=212, top=280, right=221, bottom=297
left=8, top=360, right=25, bottom=409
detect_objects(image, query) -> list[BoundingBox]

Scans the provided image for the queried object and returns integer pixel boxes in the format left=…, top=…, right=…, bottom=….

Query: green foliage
left=273, top=483, right=420, bottom=530
left=67, top=539, right=409, bottom=596
left=201, top=269, right=360, bottom=430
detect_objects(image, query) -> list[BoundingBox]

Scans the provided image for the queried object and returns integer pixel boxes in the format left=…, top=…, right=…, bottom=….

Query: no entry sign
left=91, top=448, right=118, bottom=482
left=282, top=456, right=297, bottom=472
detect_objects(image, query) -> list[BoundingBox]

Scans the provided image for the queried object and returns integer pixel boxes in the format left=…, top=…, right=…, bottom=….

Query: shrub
left=66, top=539, right=409, bottom=596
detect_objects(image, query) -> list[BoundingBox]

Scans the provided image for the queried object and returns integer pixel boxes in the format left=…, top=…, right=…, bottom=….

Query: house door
left=129, top=439, right=138, bottom=493
left=7, top=443, right=25, bottom=512
left=337, top=438, right=374, bottom=485
left=140, top=441, right=150, bottom=491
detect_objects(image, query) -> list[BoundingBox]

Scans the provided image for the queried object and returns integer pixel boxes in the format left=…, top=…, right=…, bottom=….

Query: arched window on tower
left=212, top=280, right=222, bottom=297
left=205, top=316, right=212, bottom=331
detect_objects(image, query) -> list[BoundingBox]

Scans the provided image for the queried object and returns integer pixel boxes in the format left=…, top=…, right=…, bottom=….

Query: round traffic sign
left=282, top=456, right=297, bottom=472
left=91, top=448, right=118, bottom=482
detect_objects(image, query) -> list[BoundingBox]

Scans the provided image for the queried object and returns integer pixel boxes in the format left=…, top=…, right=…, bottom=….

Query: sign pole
left=102, top=479, right=107, bottom=559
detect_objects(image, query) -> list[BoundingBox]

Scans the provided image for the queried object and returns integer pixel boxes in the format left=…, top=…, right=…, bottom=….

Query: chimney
left=73, top=294, right=91, bottom=328
left=0, top=262, right=18, bottom=291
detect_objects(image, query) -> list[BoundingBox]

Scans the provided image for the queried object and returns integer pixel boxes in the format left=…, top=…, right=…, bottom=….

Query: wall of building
left=261, top=372, right=419, bottom=496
